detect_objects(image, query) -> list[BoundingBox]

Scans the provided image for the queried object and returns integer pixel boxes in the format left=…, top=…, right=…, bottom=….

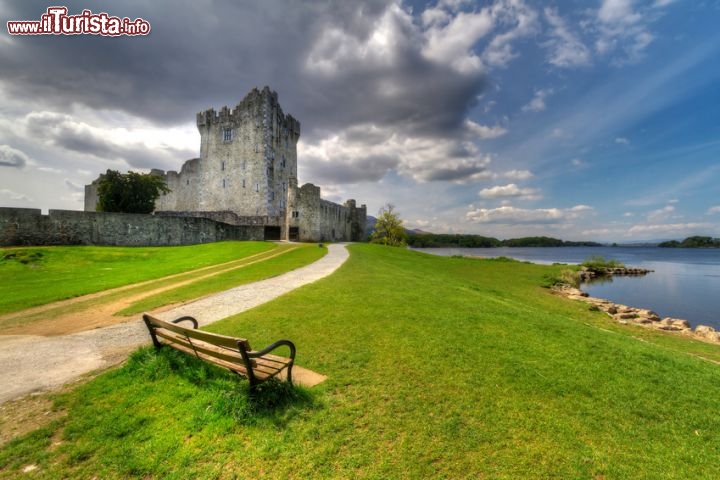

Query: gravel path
left=0, top=243, right=349, bottom=404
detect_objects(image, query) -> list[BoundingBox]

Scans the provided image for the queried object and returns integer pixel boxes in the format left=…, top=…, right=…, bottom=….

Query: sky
left=1, top=0, right=719, bottom=242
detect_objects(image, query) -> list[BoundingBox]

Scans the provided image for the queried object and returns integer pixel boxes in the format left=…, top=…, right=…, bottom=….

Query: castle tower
left=189, top=87, right=301, bottom=218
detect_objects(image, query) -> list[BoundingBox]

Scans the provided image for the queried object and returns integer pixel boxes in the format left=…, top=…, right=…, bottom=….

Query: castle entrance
left=263, top=226, right=281, bottom=241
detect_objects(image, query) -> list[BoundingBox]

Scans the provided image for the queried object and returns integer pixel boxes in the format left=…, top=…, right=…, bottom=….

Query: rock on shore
left=553, top=285, right=720, bottom=344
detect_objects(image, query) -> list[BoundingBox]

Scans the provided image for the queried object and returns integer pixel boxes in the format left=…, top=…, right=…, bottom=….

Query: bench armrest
left=246, top=339, right=296, bottom=362
left=171, top=316, right=198, bottom=329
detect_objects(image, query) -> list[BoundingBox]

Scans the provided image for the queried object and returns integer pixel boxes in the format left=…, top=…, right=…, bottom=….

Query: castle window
left=242, top=160, right=246, bottom=170
left=255, top=183, right=259, bottom=192
left=254, top=144, right=259, bottom=153
left=281, top=157, right=286, bottom=168
left=292, top=211, right=299, bottom=218
left=222, top=128, right=233, bottom=142
left=282, top=182, right=286, bottom=191
left=186, top=179, right=189, bottom=185
left=270, top=191, right=275, bottom=201
left=242, top=179, right=246, bottom=188
left=222, top=179, right=226, bottom=188
left=221, top=161, right=225, bottom=171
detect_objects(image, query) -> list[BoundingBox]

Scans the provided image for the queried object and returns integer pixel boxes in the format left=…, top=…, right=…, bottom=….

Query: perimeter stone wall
left=0, top=207, right=263, bottom=247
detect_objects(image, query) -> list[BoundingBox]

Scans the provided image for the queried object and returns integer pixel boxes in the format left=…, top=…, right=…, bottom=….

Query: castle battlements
left=196, top=86, right=300, bottom=137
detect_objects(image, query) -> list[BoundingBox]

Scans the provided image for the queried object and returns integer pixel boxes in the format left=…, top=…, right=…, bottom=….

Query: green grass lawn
left=118, top=244, right=328, bottom=315
left=0, top=242, right=274, bottom=315
left=2, top=244, right=720, bottom=478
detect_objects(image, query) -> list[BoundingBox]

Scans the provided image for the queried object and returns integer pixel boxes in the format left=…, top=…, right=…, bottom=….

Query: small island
left=658, top=236, right=720, bottom=248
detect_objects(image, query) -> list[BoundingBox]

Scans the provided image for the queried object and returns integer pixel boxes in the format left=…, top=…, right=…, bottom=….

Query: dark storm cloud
left=1, top=1, right=485, bottom=132
left=303, top=153, right=399, bottom=184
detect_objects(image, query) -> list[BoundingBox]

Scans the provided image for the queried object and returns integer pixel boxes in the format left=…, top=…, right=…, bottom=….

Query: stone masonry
left=85, top=87, right=366, bottom=243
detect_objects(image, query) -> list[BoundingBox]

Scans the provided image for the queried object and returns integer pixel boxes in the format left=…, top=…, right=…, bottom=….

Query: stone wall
left=286, top=183, right=367, bottom=242
left=0, top=207, right=263, bottom=247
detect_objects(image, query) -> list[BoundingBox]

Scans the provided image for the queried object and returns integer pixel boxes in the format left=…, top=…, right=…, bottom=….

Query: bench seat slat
left=146, top=316, right=248, bottom=350
left=154, top=329, right=255, bottom=368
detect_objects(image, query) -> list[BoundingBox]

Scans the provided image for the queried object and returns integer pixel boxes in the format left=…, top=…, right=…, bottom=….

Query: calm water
left=413, top=246, right=720, bottom=329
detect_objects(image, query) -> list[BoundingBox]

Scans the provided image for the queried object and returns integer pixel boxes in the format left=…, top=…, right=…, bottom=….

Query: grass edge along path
left=0, top=241, right=276, bottom=316
left=2, top=244, right=720, bottom=478
left=0, top=243, right=326, bottom=335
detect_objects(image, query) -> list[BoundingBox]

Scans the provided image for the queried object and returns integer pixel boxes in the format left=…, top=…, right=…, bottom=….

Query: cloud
left=0, top=145, right=29, bottom=168
left=23, top=111, right=194, bottom=170
left=478, top=183, right=541, bottom=200
left=542, top=7, right=591, bottom=68
left=647, top=204, right=675, bottom=221
left=466, top=204, right=591, bottom=224
left=464, top=120, right=508, bottom=139
left=64, top=179, right=85, bottom=192
left=0, top=188, right=31, bottom=202
left=299, top=123, right=493, bottom=184
left=594, top=0, right=661, bottom=64
left=422, top=0, right=541, bottom=71
left=707, top=206, right=720, bottom=215
left=502, top=169, right=533, bottom=180
left=522, top=88, right=553, bottom=112
left=571, top=158, right=586, bottom=167
left=615, top=136, right=630, bottom=144
left=628, top=222, right=714, bottom=235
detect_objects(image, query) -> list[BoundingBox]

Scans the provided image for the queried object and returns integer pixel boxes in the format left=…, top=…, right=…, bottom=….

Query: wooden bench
left=142, top=313, right=296, bottom=388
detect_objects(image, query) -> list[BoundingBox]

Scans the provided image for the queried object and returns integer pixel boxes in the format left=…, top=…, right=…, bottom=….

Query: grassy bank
left=0, top=242, right=274, bottom=315
left=2, top=244, right=720, bottom=478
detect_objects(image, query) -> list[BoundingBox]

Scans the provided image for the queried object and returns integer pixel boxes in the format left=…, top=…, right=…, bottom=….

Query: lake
left=412, top=246, right=720, bottom=330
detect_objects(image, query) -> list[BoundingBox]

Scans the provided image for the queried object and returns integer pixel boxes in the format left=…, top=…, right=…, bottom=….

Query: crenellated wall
left=0, top=207, right=263, bottom=247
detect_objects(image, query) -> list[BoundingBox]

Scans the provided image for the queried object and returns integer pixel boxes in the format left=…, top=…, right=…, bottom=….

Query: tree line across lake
left=406, top=233, right=602, bottom=248
left=658, top=236, right=720, bottom=248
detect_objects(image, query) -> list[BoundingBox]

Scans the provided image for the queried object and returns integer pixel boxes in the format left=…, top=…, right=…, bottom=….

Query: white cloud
left=466, top=204, right=591, bottom=224
left=478, top=183, right=541, bottom=200
left=522, top=88, right=553, bottom=112
left=0, top=188, right=31, bottom=202
left=422, top=7, right=494, bottom=73
left=571, top=158, right=586, bottom=167
left=465, top=120, right=508, bottom=139
left=0, top=144, right=29, bottom=168
left=299, top=123, right=494, bottom=184
left=594, top=0, right=661, bottom=64
left=542, top=7, right=591, bottom=68
left=598, top=0, right=642, bottom=24
left=421, top=0, right=539, bottom=72
left=502, top=169, right=533, bottom=180
left=647, top=204, right=675, bottom=221
left=707, top=206, right=720, bottom=215
left=615, top=137, right=630, bottom=144
left=628, top=222, right=714, bottom=235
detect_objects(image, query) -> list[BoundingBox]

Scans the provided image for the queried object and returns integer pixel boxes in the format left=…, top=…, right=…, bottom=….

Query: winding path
left=0, top=243, right=349, bottom=404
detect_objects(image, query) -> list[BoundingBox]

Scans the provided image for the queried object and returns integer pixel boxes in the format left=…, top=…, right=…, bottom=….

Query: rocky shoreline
left=554, top=284, right=720, bottom=344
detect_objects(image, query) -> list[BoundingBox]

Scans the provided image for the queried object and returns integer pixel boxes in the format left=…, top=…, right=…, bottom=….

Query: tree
left=96, top=169, right=171, bottom=214
left=370, top=204, right=408, bottom=247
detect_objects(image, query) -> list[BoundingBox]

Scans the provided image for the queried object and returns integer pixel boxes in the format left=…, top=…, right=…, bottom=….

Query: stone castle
left=85, top=87, right=366, bottom=242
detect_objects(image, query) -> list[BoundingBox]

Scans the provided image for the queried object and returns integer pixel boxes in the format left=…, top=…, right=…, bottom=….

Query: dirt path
left=0, top=245, right=298, bottom=336
left=0, top=243, right=349, bottom=406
